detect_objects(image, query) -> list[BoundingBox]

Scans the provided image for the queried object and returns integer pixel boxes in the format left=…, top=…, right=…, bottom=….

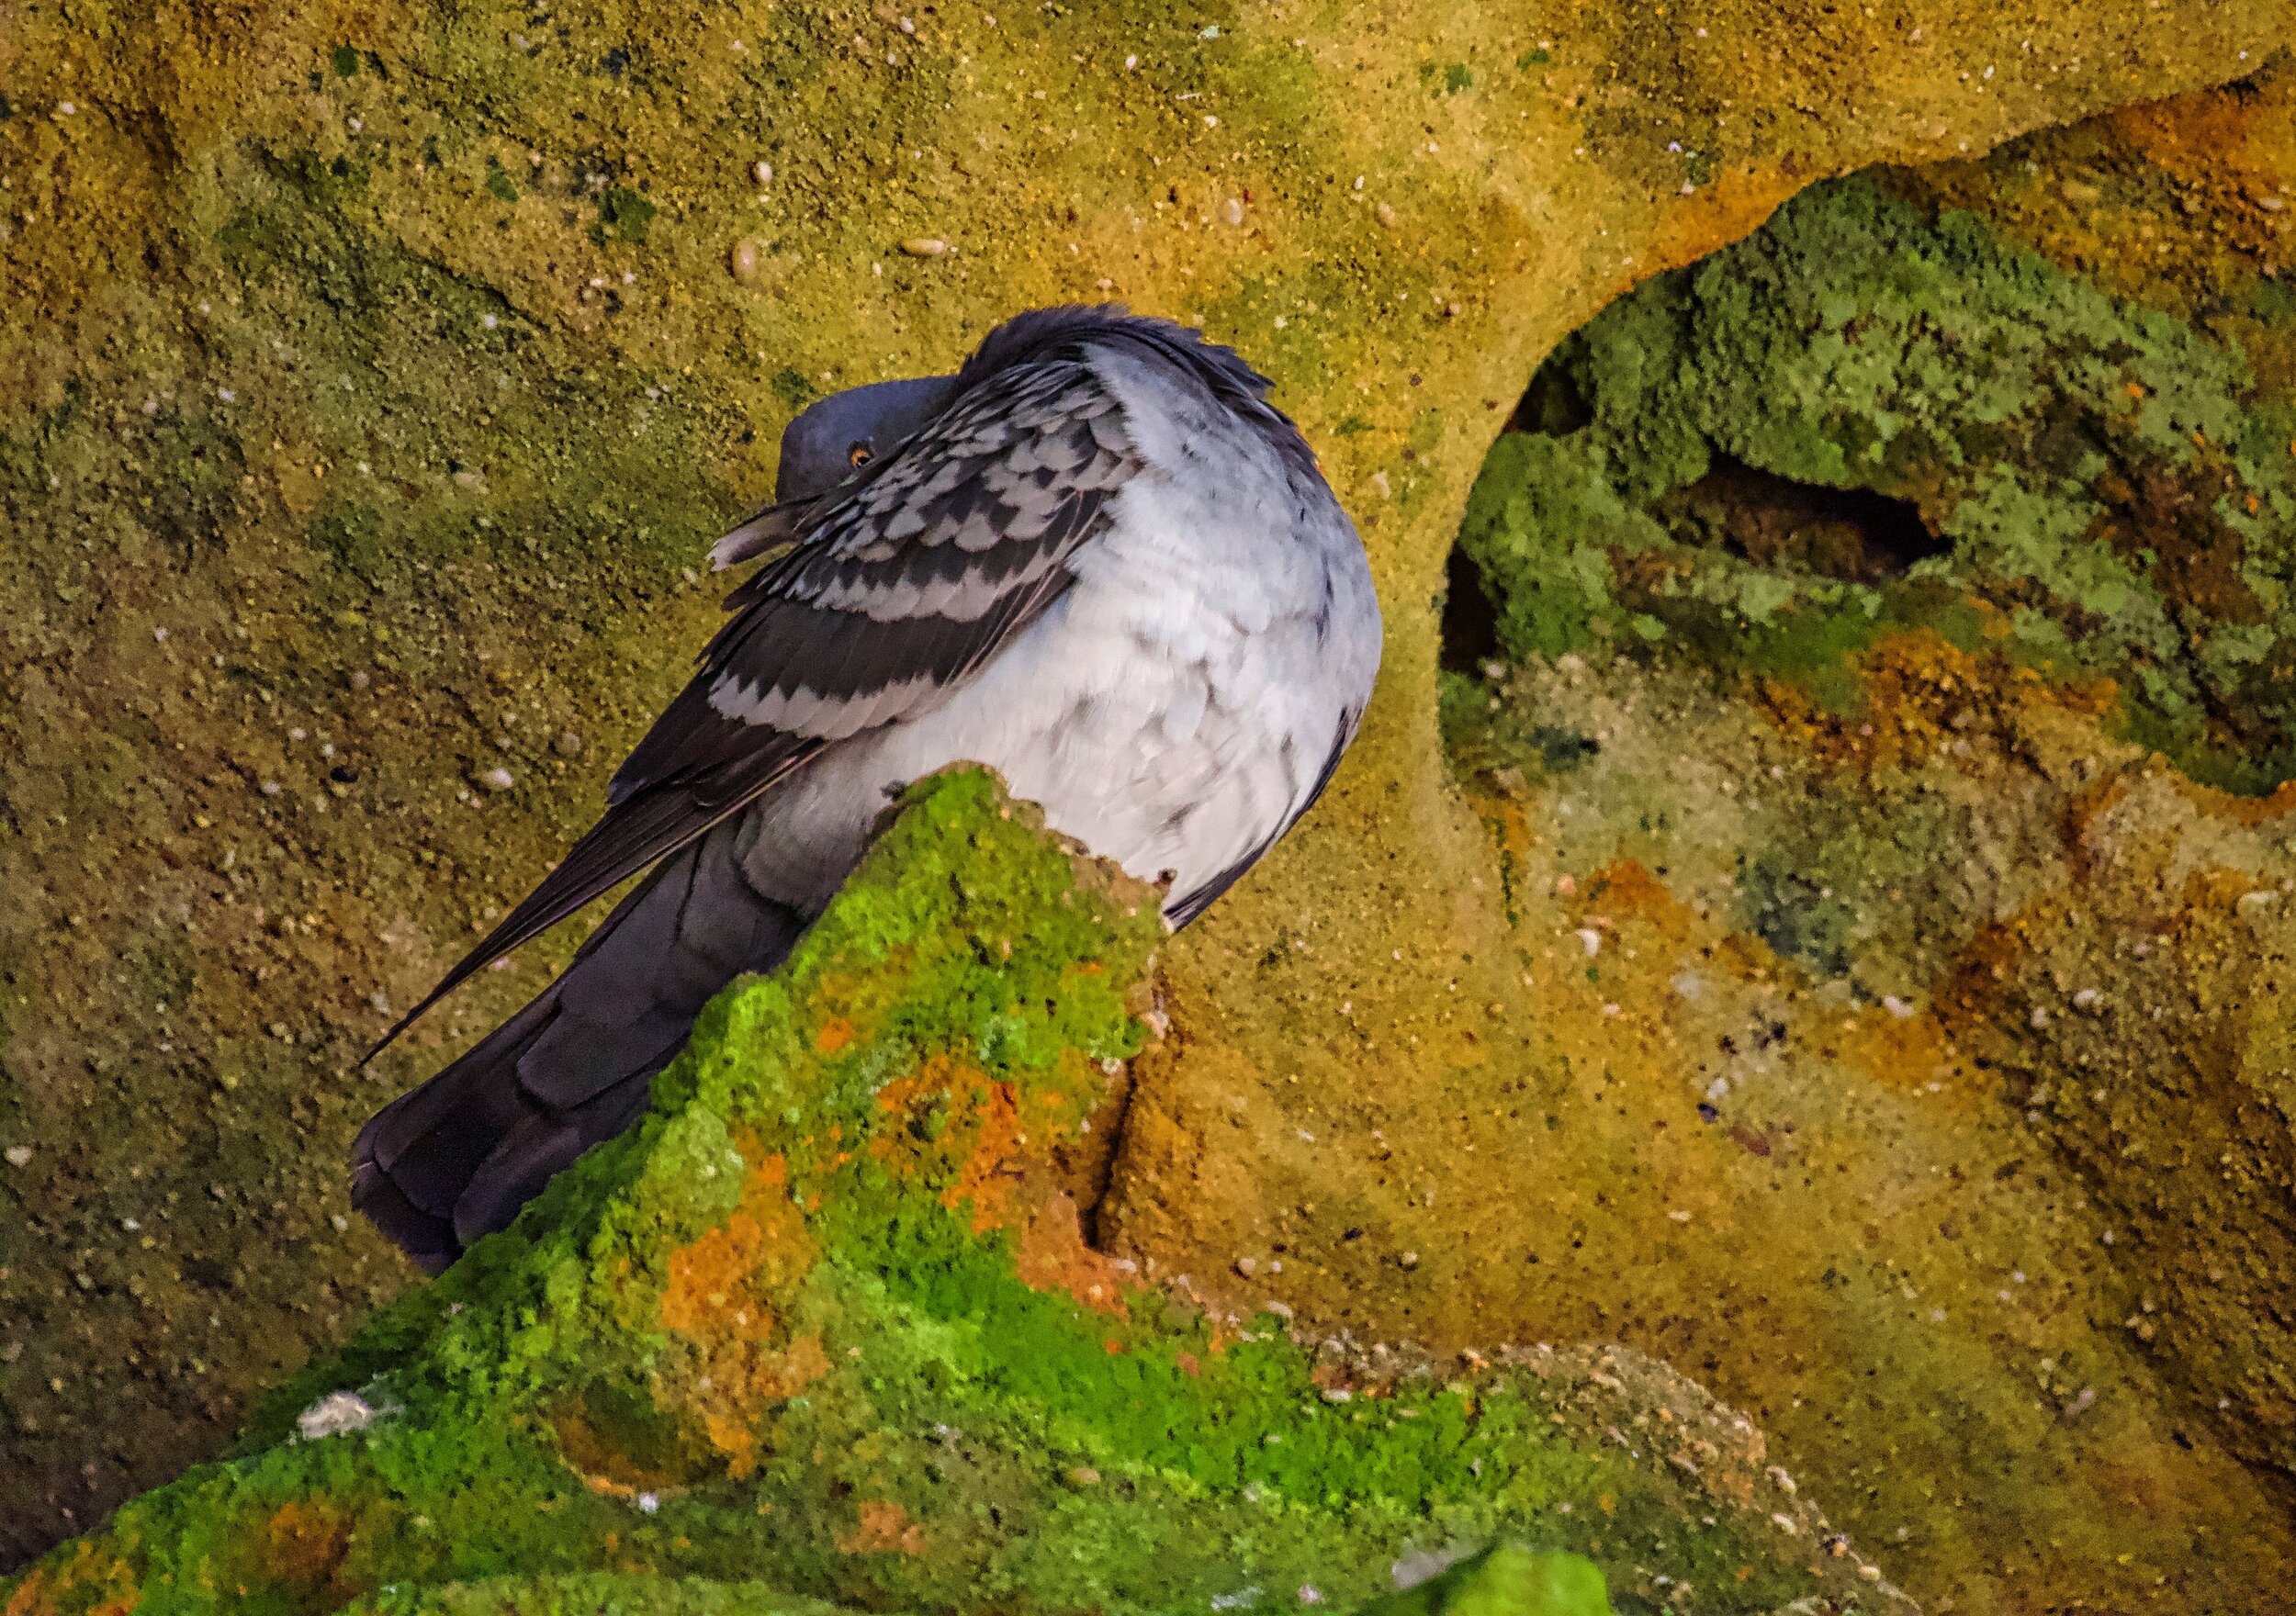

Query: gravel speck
left=480, top=767, right=516, bottom=792
left=297, top=1391, right=379, bottom=1441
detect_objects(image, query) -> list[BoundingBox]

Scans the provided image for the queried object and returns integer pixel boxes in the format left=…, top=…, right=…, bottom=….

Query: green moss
left=1357, top=1545, right=1610, bottom=1616
left=1458, top=174, right=2296, bottom=790
left=597, top=187, right=659, bottom=246
left=348, top=1577, right=863, bottom=1615
left=6, top=772, right=1821, bottom=1615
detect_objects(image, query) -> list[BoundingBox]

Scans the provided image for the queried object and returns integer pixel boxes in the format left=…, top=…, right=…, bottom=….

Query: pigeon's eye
left=847, top=441, right=874, bottom=468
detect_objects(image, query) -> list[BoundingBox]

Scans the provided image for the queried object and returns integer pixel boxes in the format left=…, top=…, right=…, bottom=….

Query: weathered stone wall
left=2, top=0, right=2290, bottom=1601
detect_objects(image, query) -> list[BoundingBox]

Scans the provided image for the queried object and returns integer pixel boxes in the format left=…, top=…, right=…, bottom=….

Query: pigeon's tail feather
left=352, top=823, right=806, bottom=1274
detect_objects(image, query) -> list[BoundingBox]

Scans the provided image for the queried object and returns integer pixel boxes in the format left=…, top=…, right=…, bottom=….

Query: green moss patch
left=1456, top=174, right=2296, bottom=791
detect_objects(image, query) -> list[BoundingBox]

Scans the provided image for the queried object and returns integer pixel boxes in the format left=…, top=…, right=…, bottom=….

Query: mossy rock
left=3, top=770, right=1905, bottom=1615
left=1456, top=173, right=2296, bottom=792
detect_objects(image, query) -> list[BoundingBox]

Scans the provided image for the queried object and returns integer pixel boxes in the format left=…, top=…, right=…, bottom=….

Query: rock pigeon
left=352, top=305, right=1382, bottom=1272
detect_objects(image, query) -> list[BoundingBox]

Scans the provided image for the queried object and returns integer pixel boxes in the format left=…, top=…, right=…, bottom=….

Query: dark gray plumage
left=352, top=306, right=1381, bottom=1273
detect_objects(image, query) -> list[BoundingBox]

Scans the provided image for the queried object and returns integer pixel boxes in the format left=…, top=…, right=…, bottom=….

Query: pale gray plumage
left=352, top=305, right=1381, bottom=1272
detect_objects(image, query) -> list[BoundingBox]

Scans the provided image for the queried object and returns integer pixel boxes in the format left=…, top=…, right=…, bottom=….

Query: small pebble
left=480, top=767, right=516, bottom=792
left=901, top=236, right=950, bottom=256
left=3, top=1146, right=30, bottom=1168
left=728, top=236, right=766, bottom=282
left=1223, top=196, right=1244, bottom=225
left=754, top=160, right=773, bottom=185
left=553, top=730, right=584, bottom=758
left=297, top=1391, right=378, bottom=1441
left=636, top=1491, right=660, bottom=1514
left=1234, top=1255, right=1258, bottom=1276
left=1397, top=1251, right=1419, bottom=1271
left=1375, top=201, right=1398, bottom=228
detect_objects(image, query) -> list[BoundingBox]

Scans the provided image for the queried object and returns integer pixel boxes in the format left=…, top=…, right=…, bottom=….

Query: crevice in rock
left=1658, top=454, right=1947, bottom=585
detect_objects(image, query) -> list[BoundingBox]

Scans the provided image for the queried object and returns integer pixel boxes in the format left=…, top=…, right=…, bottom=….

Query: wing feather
left=365, top=327, right=1146, bottom=1061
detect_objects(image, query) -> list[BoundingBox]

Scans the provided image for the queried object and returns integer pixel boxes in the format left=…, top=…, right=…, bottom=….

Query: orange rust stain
left=816, top=1018, right=855, bottom=1054
left=1756, top=631, right=2116, bottom=779
left=838, top=1499, right=927, bottom=1555
left=1645, top=164, right=1805, bottom=277
left=264, top=1500, right=356, bottom=1608
left=5, top=1545, right=141, bottom=1616
left=1012, top=1191, right=1131, bottom=1317
left=2168, top=771, right=2296, bottom=829
left=1829, top=1005, right=1965, bottom=1094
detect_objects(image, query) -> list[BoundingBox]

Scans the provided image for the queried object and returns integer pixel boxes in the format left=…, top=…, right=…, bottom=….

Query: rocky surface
left=1, top=774, right=1909, bottom=1614
left=4, top=0, right=2294, bottom=1607
left=1421, top=68, right=2296, bottom=1610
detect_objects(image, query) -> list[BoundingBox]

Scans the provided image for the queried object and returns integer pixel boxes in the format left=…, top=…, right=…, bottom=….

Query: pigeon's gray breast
left=733, top=339, right=1381, bottom=919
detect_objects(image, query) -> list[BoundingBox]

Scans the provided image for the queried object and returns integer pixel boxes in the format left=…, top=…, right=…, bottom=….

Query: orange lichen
left=262, top=1500, right=356, bottom=1609
left=655, top=1148, right=833, bottom=1475
left=3, top=1545, right=140, bottom=1616
left=2167, top=771, right=2296, bottom=829
left=1575, top=859, right=1704, bottom=954
left=1828, top=1005, right=1973, bottom=1098
left=1645, top=166, right=1808, bottom=283
left=662, top=1152, right=817, bottom=1342
left=838, top=1499, right=926, bottom=1556
left=874, top=1059, right=1029, bottom=1234
left=1754, top=631, right=2117, bottom=777
left=2106, top=76, right=2296, bottom=267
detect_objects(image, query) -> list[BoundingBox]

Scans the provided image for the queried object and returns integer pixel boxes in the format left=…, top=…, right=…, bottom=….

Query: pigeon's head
left=776, top=376, right=958, bottom=502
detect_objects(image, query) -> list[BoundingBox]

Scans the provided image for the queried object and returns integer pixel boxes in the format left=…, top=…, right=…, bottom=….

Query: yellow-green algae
left=1, top=772, right=1898, bottom=1615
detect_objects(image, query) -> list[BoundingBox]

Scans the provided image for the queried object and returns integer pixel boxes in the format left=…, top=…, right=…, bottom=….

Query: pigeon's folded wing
left=367, top=350, right=1142, bottom=1057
